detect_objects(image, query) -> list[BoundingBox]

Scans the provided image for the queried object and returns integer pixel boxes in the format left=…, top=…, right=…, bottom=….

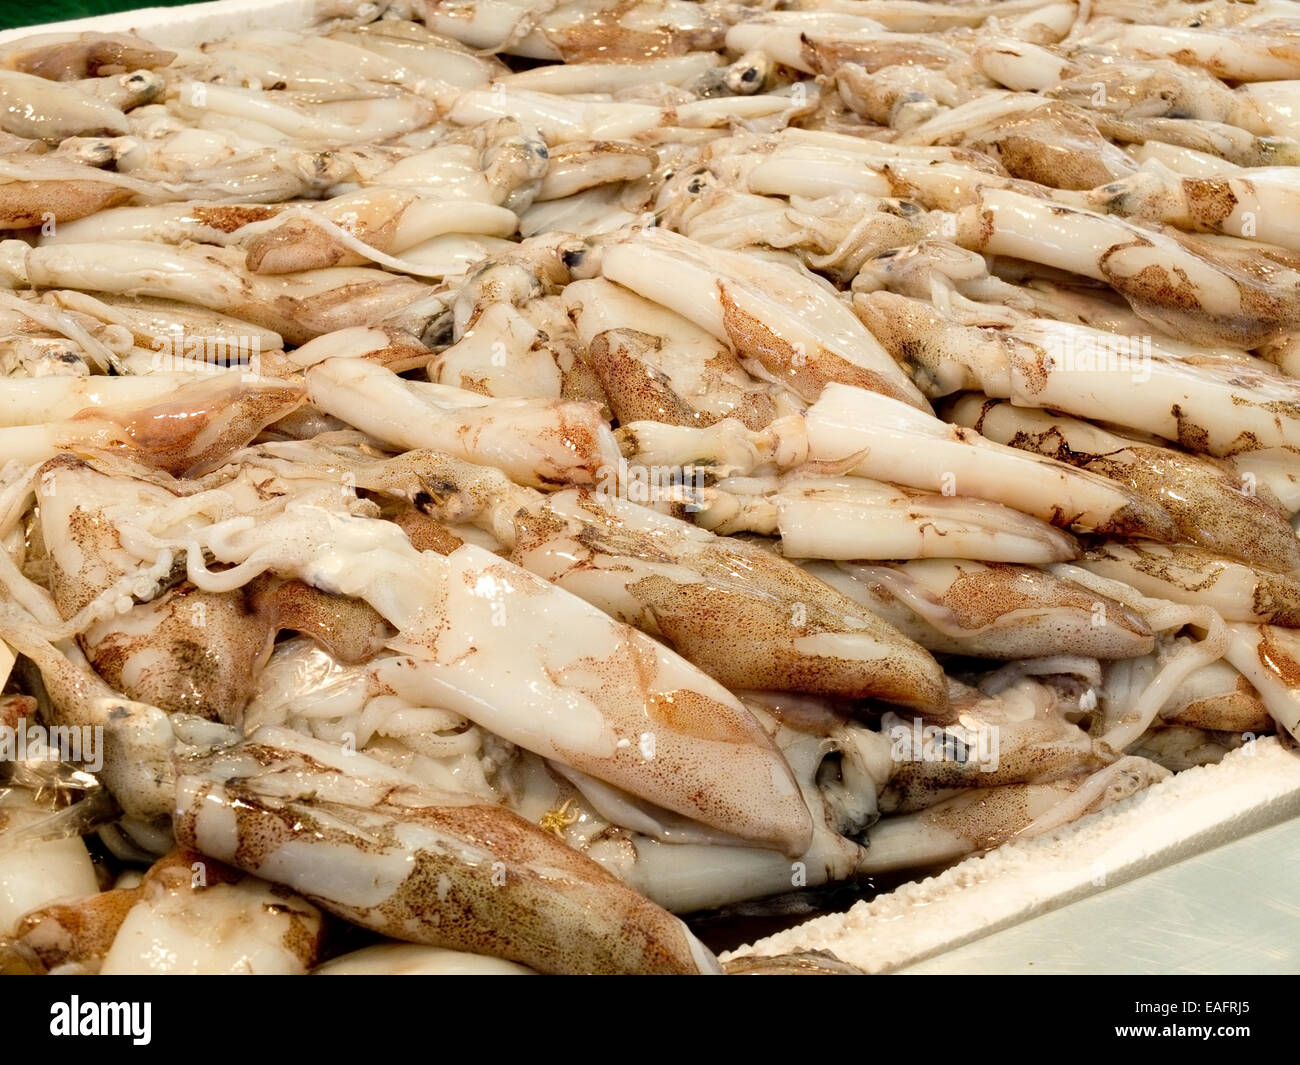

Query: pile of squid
left=1, top=0, right=1299, bottom=977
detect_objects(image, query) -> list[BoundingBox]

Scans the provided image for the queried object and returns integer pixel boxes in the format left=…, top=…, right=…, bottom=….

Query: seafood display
left=0, top=0, right=1298, bottom=976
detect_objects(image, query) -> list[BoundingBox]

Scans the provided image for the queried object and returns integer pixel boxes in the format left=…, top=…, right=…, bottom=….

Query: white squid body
left=0, top=374, right=303, bottom=476
left=859, top=756, right=1172, bottom=872
left=313, top=943, right=533, bottom=975
left=507, top=694, right=883, bottom=915
left=0, top=68, right=129, bottom=142
left=565, top=276, right=797, bottom=429
left=422, top=0, right=724, bottom=61
left=332, top=22, right=507, bottom=87
left=700, top=471, right=1081, bottom=565
left=953, top=187, right=1300, bottom=347
left=47, top=192, right=519, bottom=278
left=307, top=358, right=620, bottom=489
left=1091, top=164, right=1300, bottom=252
left=856, top=290, right=1300, bottom=456
left=166, top=80, right=439, bottom=149
left=1099, top=639, right=1274, bottom=739
left=497, top=52, right=720, bottom=94
left=509, top=487, right=947, bottom=709
left=714, top=383, right=1178, bottom=538
left=95, top=850, right=324, bottom=975
left=123, top=493, right=812, bottom=854
left=809, top=558, right=1156, bottom=660
left=949, top=394, right=1300, bottom=573
left=1080, top=543, right=1300, bottom=627
left=1098, top=22, right=1300, bottom=83
left=599, top=226, right=931, bottom=408
left=8, top=241, right=428, bottom=346
left=723, top=11, right=965, bottom=76
left=430, top=300, right=565, bottom=398
left=1222, top=623, right=1300, bottom=740
left=877, top=676, right=1105, bottom=814
left=0, top=797, right=100, bottom=937
left=174, top=728, right=721, bottom=975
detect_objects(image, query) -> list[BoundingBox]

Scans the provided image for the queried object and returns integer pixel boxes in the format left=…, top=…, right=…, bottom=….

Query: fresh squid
left=0, top=0, right=1297, bottom=976
left=174, top=727, right=722, bottom=974
left=948, top=394, right=1300, bottom=572
left=855, top=290, right=1300, bottom=455
left=74, top=476, right=814, bottom=852
left=699, top=472, right=1081, bottom=565
left=810, top=559, right=1157, bottom=661
left=598, top=226, right=931, bottom=408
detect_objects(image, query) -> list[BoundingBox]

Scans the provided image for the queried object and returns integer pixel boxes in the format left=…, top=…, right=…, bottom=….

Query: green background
left=1, top=0, right=210, bottom=31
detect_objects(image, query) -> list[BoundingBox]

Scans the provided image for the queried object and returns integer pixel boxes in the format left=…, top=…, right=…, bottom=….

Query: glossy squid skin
left=174, top=732, right=720, bottom=975
left=510, top=487, right=949, bottom=710
left=949, top=395, right=1300, bottom=574
left=4, top=0, right=1300, bottom=974
left=812, top=558, right=1156, bottom=661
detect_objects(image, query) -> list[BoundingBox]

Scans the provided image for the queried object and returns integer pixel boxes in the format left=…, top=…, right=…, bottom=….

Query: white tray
left=5, top=0, right=1299, bottom=974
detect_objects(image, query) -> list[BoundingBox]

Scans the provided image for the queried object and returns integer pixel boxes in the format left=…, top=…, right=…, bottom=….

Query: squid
left=949, top=394, right=1300, bottom=572
left=616, top=382, right=1177, bottom=538
left=522, top=693, right=879, bottom=914
left=0, top=375, right=303, bottom=474
left=950, top=186, right=1300, bottom=347
left=724, top=11, right=967, bottom=77
left=0, top=69, right=129, bottom=142
left=46, top=193, right=521, bottom=278
left=854, top=290, right=1300, bottom=455
left=565, top=276, right=797, bottom=428
left=1079, top=543, right=1300, bottom=627
left=496, top=53, right=723, bottom=95
left=699, top=472, right=1081, bottom=565
left=509, top=487, right=948, bottom=709
left=7, top=240, right=431, bottom=346
left=1089, top=164, right=1300, bottom=252
left=901, top=94, right=1139, bottom=190
left=308, top=440, right=947, bottom=708
left=420, top=0, right=726, bottom=62
left=0, top=786, right=102, bottom=939
left=598, top=226, right=931, bottom=408
left=809, top=559, right=1156, bottom=661
left=306, top=358, right=620, bottom=489
left=858, top=756, right=1171, bottom=872
left=314, top=943, right=533, bottom=975
left=332, top=21, right=508, bottom=88
left=2, top=0, right=1299, bottom=976
left=0, top=31, right=176, bottom=80
left=15, top=849, right=324, bottom=974
left=174, top=727, right=721, bottom=974
left=1088, top=21, right=1300, bottom=82
left=165, top=80, right=440, bottom=150
left=0, top=155, right=142, bottom=229
left=76, top=478, right=813, bottom=852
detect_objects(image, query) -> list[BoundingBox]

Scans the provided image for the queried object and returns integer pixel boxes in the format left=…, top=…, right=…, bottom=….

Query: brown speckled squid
left=174, top=727, right=722, bottom=974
